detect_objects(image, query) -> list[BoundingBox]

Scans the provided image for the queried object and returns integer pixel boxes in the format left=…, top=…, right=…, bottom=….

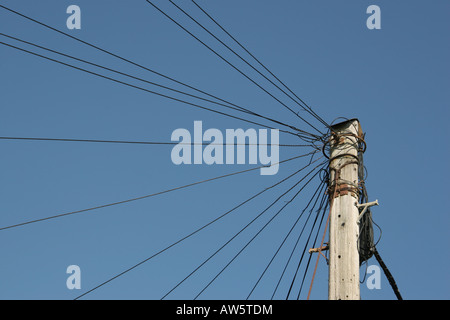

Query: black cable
left=168, top=0, right=328, bottom=132
left=0, top=136, right=310, bottom=148
left=193, top=161, right=325, bottom=300
left=284, top=192, right=327, bottom=300
left=144, top=0, right=324, bottom=138
left=0, top=152, right=314, bottom=232
left=246, top=174, right=327, bottom=299
left=0, top=4, right=320, bottom=141
left=0, top=41, right=318, bottom=142
left=0, top=4, right=273, bottom=122
left=190, top=0, right=331, bottom=131
left=0, top=33, right=250, bottom=117
left=295, top=198, right=329, bottom=300
left=360, top=260, right=369, bottom=284
left=358, top=142, right=375, bottom=264
left=0, top=4, right=327, bottom=137
left=371, top=215, right=383, bottom=248
left=285, top=185, right=328, bottom=299
left=356, top=134, right=401, bottom=300
left=74, top=157, right=317, bottom=300
left=270, top=179, right=326, bottom=299
left=161, top=157, right=324, bottom=299
left=372, top=248, right=403, bottom=300
left=0, top=33, right=313, bottom=139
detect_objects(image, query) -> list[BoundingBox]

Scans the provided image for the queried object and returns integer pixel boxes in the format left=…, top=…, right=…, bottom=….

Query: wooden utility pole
left=328, top=119, right=362, bottom=300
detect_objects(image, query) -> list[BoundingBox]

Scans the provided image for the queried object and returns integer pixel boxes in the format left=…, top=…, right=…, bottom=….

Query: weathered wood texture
left=328, top=119, right=361, bottom=300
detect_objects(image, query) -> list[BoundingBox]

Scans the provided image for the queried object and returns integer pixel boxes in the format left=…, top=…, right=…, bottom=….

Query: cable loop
left=321, top=131, right=367, bottom=159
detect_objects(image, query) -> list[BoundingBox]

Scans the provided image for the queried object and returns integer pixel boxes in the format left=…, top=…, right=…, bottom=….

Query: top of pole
left=330, top=118, right=363, bottom=138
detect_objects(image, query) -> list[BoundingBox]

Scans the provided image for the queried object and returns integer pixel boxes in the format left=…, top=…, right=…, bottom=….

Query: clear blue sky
left=0, top=0, right=448, bottom=300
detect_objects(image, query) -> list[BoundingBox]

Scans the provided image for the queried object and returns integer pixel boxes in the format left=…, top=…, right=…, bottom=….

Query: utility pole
left=328, top=119, right=362, bottom=300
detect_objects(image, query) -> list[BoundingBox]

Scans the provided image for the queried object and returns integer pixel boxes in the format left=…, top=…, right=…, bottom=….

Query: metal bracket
left=309, top=244, right=329, bottom=265
left=309, top=245, right=329, bottom=254
left=356, top=200, right=379, bottom=223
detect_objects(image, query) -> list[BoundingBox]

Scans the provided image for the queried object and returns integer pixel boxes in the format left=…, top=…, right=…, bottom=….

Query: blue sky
left=0, top=0, right=449, bottom=300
